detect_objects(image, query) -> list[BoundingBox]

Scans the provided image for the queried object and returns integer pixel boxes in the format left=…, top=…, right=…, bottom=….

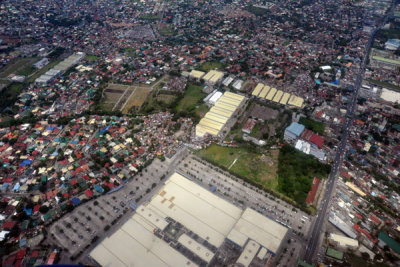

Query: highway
left=303, top=2, right=397, bottom=264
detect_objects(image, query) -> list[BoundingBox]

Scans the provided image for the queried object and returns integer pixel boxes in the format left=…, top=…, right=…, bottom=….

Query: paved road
left=303, top=2, right=396, bottom=263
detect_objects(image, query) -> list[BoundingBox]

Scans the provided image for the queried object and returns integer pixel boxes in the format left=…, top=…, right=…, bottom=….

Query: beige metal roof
left=220, top=94, right=242, bottom=105
left=218, top=96, right=240, bottom=108
left=210, top=106, right=233, bottom=118
left=178, top=234, right=215, bottom=263
left=227, top=208, right=287, bottom=253
left=272, top=90, right=283, bottom=103
left=199, top=118, right=224, bottom=131
left=90, top=216, right=195, bottom=267
left=135, top=205, right=169, bottom=231
left=224, top=91, right=245, bottom=102
left=287, top=95, right=304, bottom=107
left=214, top=102, right=236, bottom=112
left=148, top=173, right=243, bottom=247
left=266, top=88, right=277, bottom=100
left=257, top=247, right=268, bottom=259
left=251, top=83, right=264, bottom=96
left=236, top=240, right=260, bottom=267
left=329, top=233, right=358, bottom=247
left=258, top=86, right=270, bottom=98
left=195, top=124, right=219, bottom=137
left=205, top=113, right=228, bottom=124
left=203, top=70, right=219, bottom=82
left=190, top=70, right=205, bottom=79
left=209, top=71, right=224, bottom=83
left=280, top=92, right=290, bottom=105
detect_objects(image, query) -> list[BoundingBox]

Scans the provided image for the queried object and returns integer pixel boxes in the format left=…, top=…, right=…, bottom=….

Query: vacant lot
left=196, top=144, right=279, bottom=190
left=101, top=84, right=130, bottom=111
left=122, top=87, right=151, bottom=113
left=158, top=24, right=176, bottom=37
left=198, top=61, right=225, bottom=72
left=176, top=83, right=207, bottom=115
left=0, top=57, right=38, bottom=79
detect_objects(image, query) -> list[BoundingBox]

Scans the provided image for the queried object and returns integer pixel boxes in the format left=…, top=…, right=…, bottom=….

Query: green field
left=367, top=79, right=400, bottom=92
left=0, top=57, right=38, bottom=79
left=176, top=83, right=208, bottom=115
left=277, top=145, right=330, bottom=205
left=159, top=24, right=176, bottom=37
left=0, top=83, right=25, bottom=111
left=17, top=65, right=36, bottom=76
left=196, top=144, right=279, bottom=190
left=86, top=55, right=99, bottom=61
left=198, top=61, right=225, bottom=72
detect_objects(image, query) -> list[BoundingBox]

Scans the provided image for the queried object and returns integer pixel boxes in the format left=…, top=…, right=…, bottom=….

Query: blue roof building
left=284, top=122, right=305, bottom=142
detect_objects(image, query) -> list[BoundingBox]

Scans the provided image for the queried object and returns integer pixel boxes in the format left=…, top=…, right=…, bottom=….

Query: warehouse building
left=272, top=90, right=283, bottom=103
left=202, top=70, right=224, bottom=85
left=190, top=70, right=205, bottom=80
left=250, top=83, right=304, bottom=108
left=196, top=91, right=245, bottom=138
left=284, top=122, right=305, bottom=142
left=90, top=173, right=287, bottom=267
left=35, top=52, right=85, bottom=85
left=251, top=83, right=264, bottom=97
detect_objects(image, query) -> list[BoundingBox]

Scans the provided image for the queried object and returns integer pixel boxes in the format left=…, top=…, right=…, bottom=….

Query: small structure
left=242, top=118, right=257, bottom=134
left=305, top=178, right=320, bottom=205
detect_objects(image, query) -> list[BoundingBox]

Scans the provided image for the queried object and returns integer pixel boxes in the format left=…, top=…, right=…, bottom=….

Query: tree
left=39, top=205, right=49, bottom=214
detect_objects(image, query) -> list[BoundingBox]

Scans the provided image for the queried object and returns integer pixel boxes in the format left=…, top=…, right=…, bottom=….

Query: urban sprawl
left=1, top=0, right=400, bottom=266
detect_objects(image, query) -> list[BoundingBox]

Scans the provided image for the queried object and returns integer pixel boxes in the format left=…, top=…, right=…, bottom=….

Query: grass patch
left=175, top=83, right=207, bottom=115
left=299, top=117, right=325, bottom=135
left=198, top=61, right=225, bottom=72
left=196, top=144, right=279, bottom=190
left=249, top=122, right=264, bottom=138
left=0, top=83, right=25, bottom=111
left=159, top=24, right=176, bottom=37
left=245, top=5, right=269, bottom=16
left=366, top=79, right=400, bottom=92
left=86, top=55, right=99, bottom=61
left=17, top=65, right=36, bottom=76
left=140, top=14, right=162, bottom=21
left=0, top=57, right=38, bottom=79
left=277, top=145, right=331, bottom=205
left=347, top=254, right=388, bottom=267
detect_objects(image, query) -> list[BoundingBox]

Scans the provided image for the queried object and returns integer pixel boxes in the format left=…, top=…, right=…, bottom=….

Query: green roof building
left=378, top=232, right=400, bottom=255
left=326, top=247, right=344, bottom=260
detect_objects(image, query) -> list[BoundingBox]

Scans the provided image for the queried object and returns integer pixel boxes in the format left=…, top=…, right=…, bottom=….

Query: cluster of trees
left=277, top=145, right=331, bottom=206
left=299, top=116, right=325, bottom=135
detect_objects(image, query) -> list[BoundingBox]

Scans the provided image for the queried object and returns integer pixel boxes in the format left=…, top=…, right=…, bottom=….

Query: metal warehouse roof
left=190, top=70, right=205, bottom=79
left=286, top=122, right=305, bottom=136
left=280, top=92, right=290, bottom=105
left=227, top=208, right=287, bottom=253
left=266, top=88, right=277, bottom=100
left=258, top=86, right=270, bottom=98
left=178, top=234, right=215, bottom=263
left=272, top=90, right=283, bottom=103
left=205, top=113, right=228, bottom=124
left=209, top=106, right=233, bottom=118
left=251, top=83, right=264, bottom=96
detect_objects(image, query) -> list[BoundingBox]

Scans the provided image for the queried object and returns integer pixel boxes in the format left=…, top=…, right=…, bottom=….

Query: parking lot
left=177, top=154, right=312, bottom=235
left=49, top=157, right=175, bottom=262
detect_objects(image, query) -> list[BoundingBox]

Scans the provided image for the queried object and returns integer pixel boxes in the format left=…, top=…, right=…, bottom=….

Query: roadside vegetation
left=299, top=116, right=325, bottom=135
left=277, top=145, right=331, bottom=206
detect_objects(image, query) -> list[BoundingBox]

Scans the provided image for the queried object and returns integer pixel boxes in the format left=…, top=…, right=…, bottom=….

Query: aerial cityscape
left=1, top=0, right=400, bottom=266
